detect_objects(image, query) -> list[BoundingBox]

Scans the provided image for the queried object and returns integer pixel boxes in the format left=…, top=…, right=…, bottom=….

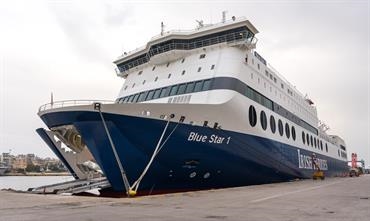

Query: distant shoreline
left=2, top=172, right=71, bottom=176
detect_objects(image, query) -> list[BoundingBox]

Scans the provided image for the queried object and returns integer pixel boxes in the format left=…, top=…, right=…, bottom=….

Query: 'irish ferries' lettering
left=187, top=132, right=231, bottom=144
left=297, top=149, right=328, bottom=170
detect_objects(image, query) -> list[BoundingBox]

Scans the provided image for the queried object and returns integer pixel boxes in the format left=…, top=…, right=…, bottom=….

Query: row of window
left=248, top=105, right=296, bottom=141
left=117, top=79, right=212, bottom=103
left=248, top=105, right=338, bottom=156
left=301, top=131, right=328, bottom=153
left=117, top=77, right=318, bottom=138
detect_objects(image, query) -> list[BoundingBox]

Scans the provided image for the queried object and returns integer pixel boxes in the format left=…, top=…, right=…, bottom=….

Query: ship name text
left=187, top=132, right=231, bottom=144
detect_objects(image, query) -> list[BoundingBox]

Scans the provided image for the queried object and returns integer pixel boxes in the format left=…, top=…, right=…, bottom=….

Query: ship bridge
left=113, top=18, right=258, bottom=78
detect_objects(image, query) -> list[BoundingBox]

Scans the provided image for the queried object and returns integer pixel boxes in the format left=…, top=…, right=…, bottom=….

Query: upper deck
left=113, top=18, right=258, bottom=77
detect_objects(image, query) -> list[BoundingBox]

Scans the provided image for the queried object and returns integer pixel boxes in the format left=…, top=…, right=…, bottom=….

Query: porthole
left=168, top=73, right=171, bottom=79
left=181, top=58, right=185, bottom=63
left=154, top=76, right=158, bottom=82
left=182, top=70, right=186, bottom=75
left=270, top=115, right=276, bottom=134
left=306, top=133, right=310, bottom=146
left=310, top=135, right=313, bottom=147
left=278, top=119, right=283, bottom=136
left=285, top=123, right=290, bottom=139
left=291, top=126, right=296, bottom=141
left=260, top=111, right=267, bottom=130
left=248, top=106, right=257, bottom=127
left=197, top=67, right=202, bottom=72
left=152, top=66, right=156, bottom=71
left=189, top=172, right=196, bottom=178
left=302, top=132, right=305, bottom=144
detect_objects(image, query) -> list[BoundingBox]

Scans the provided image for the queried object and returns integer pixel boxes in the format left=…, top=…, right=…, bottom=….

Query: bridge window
left=249, top=105, right=257, bottom=127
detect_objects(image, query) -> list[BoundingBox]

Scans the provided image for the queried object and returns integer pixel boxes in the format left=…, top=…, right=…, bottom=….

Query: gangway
left=28, top=177, right=111, bottom=195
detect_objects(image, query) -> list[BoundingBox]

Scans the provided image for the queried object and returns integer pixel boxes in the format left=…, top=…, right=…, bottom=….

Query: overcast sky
left=0, top=0, right=369, bottom=166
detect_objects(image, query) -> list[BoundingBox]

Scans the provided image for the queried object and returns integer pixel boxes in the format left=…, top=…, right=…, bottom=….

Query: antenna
left=196, top=20, right=204, bottom=28
left=161, top=22, right=165, bottom=36
left=50, top=92, right=54, bottom=105
left=222, top=11, right=228, bottom=23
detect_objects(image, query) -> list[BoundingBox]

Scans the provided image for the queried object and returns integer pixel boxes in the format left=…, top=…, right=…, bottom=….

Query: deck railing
left=38, top=100, right=114, bottom=112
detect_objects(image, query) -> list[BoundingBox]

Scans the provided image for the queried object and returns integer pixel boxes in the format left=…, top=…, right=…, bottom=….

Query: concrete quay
left=1, top=175, right=369, bottom=221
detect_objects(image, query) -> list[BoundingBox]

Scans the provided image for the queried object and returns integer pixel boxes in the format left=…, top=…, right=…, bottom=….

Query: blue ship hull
left=40, top=110, right=347, bottom=193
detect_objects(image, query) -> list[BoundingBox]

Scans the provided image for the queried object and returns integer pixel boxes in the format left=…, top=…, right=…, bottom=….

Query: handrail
left=38, top=100, right=114, bottom=112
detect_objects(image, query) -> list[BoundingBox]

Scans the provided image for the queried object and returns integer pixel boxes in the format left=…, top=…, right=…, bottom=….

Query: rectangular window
left=194, top=81, right=203, bottom=92
left=185, top=82, right=195, bottom=93
left=170, top=85, right=179, bottom=96
left=202, top=79, right=211, bottom=91
left=178, top=84, right=186, bottom=94
left=153, top=89, right=161, bottom=99
left=199, top=54, right=206, bottom=59
left=138, top=91, right=148, bottom=102
left=160, top=87, right=167, bottom=98
left=128, top=95, right=134, bottom=103
left=147, top=90, right=155, bottom=100
left=197, top=67, right=202, bottom=72
left=133, top=94, right=140, bottom=103
left=210, top=64, right=215, bottom=70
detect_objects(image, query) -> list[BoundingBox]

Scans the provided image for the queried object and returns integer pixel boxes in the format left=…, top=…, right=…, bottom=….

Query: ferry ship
left=37, top=15, right=348, bottom=196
